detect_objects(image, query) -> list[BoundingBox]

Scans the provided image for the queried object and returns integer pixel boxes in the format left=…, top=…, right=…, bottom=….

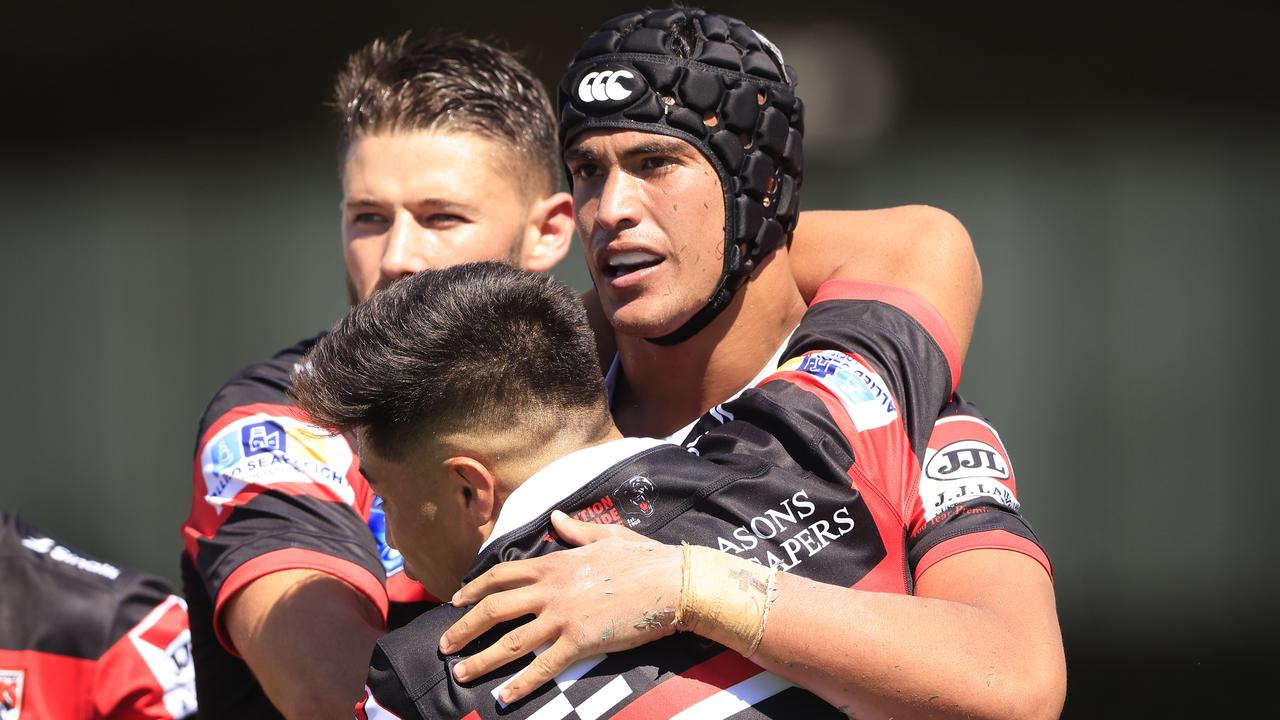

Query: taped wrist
left=676, top=543, right=780, bottom=657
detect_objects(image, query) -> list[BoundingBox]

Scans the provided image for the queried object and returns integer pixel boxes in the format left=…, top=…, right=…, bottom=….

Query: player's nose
left=595, top=169, right=642, bottom=233
left=380, top=212, right=433, bottom=282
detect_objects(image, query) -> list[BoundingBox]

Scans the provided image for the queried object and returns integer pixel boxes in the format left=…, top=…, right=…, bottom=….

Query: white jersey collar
left=479, top=436, right=672, bottom=552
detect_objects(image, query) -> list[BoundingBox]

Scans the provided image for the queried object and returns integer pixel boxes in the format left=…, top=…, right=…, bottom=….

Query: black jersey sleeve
left=357, top=640, right=436, bottom=720
left=905, top=396, right=1052, bottom=581
left=180, top=340, right=388, bottom=656
left=783, top=279, right=960, bottom=457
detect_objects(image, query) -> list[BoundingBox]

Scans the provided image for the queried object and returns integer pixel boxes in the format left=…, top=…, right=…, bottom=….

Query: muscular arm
left=224, top=569, right=383, bottom=720
left=443, top=518, right=1062, bottom=720
left=745, top=550, right=1064, bottom=719
left=790, top=207, right=983, bottom=361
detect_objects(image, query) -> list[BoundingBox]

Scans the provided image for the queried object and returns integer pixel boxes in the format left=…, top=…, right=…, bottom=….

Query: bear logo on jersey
left=616, top=475, right=657, bottom=518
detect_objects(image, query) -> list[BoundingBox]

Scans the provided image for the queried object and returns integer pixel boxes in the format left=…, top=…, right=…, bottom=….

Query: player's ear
left=521, top=191, right=574, bottom=273
left=444, top=456, right=499, bottom=527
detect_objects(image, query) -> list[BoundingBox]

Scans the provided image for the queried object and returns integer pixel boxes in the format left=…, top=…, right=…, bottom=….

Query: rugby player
left=436, top=9, right=1066, bottom=719
left=181, top=31, right=987, bottom=720
left=290, top=261, right=1055, bottom=719
left=2, top=511, right=197, bottom=719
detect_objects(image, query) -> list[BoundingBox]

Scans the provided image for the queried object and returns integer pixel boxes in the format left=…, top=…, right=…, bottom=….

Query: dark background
left=2, top=2, right=1276, bottom=716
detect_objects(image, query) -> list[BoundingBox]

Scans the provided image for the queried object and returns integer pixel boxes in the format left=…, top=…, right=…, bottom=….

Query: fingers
left=492, top=636, right=595, bottom=705
left=451, top=558, right=545, bottom=606
left=550, top=509, right=645, bottom=546
left=441, top=588, right=543, bottom=654
left=550, top=509, right=619, bottom=546
left=450, top=614, right=555, bottom=684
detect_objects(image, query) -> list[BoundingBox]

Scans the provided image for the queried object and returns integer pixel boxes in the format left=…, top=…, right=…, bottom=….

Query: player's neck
left=612, top=253, right=806, bottom=438
left=485, top=423, right=626, bottom=532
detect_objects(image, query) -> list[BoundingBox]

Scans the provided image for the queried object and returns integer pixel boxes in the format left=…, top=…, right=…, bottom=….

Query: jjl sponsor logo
left=919, top=437, right=1018, bottom=522
left=925, top=440, right=1009, bottom=481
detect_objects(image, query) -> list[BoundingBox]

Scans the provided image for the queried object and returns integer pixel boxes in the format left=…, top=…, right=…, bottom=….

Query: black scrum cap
left=559, top=8, right=804, bottom=345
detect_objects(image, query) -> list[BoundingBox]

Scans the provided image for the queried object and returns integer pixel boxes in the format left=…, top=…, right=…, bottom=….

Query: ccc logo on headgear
left=573, top=66, right=646, bottom=112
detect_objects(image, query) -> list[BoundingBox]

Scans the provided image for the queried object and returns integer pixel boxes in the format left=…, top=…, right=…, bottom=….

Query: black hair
left=293, top=263, right=609, bottom=458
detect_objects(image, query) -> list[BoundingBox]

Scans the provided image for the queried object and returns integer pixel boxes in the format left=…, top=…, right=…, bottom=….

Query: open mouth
left=603, top=251, right=663, bottom=279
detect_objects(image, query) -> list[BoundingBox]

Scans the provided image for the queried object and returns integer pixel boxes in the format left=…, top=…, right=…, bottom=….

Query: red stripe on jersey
left=459, top=712, right=482, bottom=720
left=915, top=529, right=1053, bottom=582
left=212, top=548, right=389, bottom=655
left=138, top=599, right=188, bottom=650
left=198, top=402, right=310, bottom=442
left=95, top=630, right=193, bottom=720
left=811, top=279, right=963, bottom=392
left=0, top=649, right=99, bottom=718
left=611, top=649, right=763, bottom=719
left=767, top=369, right=913, bottom=523
left=763, top=369, right=918, bottom=594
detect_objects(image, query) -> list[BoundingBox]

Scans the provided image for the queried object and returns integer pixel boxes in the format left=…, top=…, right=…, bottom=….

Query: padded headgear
left=559, top=8, right=804, bottom=345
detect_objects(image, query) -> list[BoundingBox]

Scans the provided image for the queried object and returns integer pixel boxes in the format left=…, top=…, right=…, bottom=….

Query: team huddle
left=3, top=7, right=1067, bottom=720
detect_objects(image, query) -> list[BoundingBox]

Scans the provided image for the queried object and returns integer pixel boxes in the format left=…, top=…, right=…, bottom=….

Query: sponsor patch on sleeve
left=127, top=595, right=198, bottom=719
left=778, top=351, right=899, bottom=431
left=918, top=417, right=1019, bottom=521
left=199, top=413, right=356, bottom=512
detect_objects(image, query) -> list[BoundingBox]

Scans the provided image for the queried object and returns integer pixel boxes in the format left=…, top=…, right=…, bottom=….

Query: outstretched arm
left=746, top=548, right=1064, bottom=719
left=441, top=513, right=1063, bottom=720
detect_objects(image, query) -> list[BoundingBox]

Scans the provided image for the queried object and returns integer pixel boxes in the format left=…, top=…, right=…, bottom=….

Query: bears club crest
left=616, top=475, right=657, bottom=518
left=0, top=669, right=23, bottom=720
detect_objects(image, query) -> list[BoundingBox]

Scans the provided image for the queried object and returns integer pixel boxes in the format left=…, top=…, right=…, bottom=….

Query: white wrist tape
left=676, top=543, right=780, bottom=657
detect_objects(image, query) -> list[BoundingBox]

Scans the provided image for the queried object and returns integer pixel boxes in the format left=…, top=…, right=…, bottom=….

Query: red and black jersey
left=357, top=280, right=1051, bottom=719
left=1, top=513, right=197, bottom=720
left=180, top=336, right=434, bottom=719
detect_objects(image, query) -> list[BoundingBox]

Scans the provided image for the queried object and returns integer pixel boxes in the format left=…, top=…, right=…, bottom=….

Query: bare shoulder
left=790, top=206, right=982, bottom=360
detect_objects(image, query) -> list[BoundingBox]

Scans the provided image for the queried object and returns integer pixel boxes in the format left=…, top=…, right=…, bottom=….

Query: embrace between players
left=182, top=8, right=1066, bottom=720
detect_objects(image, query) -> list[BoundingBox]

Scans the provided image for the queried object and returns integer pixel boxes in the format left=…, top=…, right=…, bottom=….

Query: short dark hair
left=333, top=33, right=560, bottom=195
left=293, top=263, right=609, bottom=459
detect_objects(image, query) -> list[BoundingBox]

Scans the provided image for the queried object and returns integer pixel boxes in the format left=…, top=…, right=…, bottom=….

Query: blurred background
left=2, top=1, right=1275, bottom=715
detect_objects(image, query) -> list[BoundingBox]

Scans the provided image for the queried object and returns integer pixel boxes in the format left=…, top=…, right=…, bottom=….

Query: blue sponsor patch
left=780, top=351, right=899, bottom=430
left=796, top=354, right=881, bottom=406
left=242, top=420, right=286, bottom=455
left=367, top=496, right=405, bottom=576
left=207, top=433, right=243, bottom=477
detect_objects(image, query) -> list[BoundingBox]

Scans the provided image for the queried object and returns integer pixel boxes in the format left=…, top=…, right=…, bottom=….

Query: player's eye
left=570, top=163, right=602, bottom=181
left=351, top=212, right=389, bottom=225
left=420, top=213, right=467, bottom=229
left=640, top=155, right=676, bottom=172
